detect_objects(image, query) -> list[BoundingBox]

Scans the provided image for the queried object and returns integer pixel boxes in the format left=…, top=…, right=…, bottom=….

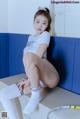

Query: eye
left=43, top=22, right=47, bottom=26
left=43, top=23, right=46, bottom=25
left=36, top=20, right=40, bottom=24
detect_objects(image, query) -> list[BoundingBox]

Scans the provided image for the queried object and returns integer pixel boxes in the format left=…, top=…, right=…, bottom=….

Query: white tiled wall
left=65, top=11, right=80, bottom=37
left=1, top=0, right=80, bottom=38
left=0, top=0, right=8, bottom=33
left=8, top=0, right=50, bottom=34
left=65, top=4, right=80, bottom=37
left=55, top=14, right=65, bottom=36
left=54, top=2, right=80, bottom=38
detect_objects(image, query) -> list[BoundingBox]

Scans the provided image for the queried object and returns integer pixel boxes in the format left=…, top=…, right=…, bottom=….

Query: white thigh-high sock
left=23, top=87, right=41, bottom=115
left=0, top=84, right=23, bottom=119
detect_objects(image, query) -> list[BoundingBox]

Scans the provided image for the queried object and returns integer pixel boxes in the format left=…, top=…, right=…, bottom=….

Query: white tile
left=55, top=14, right=65, bottom=36
left=65, top=13, right=80, bottom=38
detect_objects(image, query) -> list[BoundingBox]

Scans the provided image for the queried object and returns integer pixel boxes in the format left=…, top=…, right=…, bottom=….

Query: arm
left=35, top=32, right=50, bottom=58
left=36, top=43, right=48, bottom=58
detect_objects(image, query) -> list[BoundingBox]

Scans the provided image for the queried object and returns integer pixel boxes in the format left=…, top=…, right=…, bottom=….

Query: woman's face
left=34, top=15, right=48, bottom=35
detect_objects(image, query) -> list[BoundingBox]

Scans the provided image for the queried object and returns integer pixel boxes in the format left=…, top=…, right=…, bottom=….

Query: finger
left=18, top=81, right=25, bottom=86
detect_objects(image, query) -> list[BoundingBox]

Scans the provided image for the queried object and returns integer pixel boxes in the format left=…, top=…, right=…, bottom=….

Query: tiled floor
left=0, top=74, right=80, bottom=119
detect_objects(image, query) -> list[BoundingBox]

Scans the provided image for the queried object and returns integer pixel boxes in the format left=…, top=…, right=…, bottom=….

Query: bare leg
left=23, top=53, right=59, bottom=115
left=27, top=64, right=40, bottom=88
left=23, top=53, right=59, bottom=89
left=38, top=59, right=59, bottom=88
left=23, top=53, right=42, bottom=114
left=23, top=63, right=42, bottom=113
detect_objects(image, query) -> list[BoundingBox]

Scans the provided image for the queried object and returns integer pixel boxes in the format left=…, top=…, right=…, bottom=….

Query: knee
left=47, top=75, right=59, bottom=88
left=23, top=53, right=38, bottom=69
left=48, top=81, right=59, bottom=89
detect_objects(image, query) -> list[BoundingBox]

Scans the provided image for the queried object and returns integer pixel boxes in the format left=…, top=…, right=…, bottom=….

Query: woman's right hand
left=17, top=79, right=31, bottom=95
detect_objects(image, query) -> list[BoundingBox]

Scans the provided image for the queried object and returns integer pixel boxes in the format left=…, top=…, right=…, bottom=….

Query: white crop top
left=23, top=31, right=50, bottom=58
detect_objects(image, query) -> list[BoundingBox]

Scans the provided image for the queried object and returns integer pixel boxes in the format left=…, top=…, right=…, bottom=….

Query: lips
left=37, top=28, right=41, bottom=31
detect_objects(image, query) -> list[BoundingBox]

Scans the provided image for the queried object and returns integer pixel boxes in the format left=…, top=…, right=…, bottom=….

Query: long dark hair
left=34, top=8, right=52, bottom=32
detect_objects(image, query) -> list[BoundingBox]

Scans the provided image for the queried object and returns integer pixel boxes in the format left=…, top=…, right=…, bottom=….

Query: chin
left=37, top=31, right=42, bottom=35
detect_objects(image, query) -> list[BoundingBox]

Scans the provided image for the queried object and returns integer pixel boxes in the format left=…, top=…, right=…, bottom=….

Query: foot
left=23, top=85, right=32, bottom=96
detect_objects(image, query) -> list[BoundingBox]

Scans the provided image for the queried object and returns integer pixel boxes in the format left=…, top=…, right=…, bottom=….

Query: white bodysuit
left=23, top=31, right=50, bottom=58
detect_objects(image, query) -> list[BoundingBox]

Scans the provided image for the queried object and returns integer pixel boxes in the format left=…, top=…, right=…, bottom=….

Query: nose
left=39, top=23, right=42, bottom=28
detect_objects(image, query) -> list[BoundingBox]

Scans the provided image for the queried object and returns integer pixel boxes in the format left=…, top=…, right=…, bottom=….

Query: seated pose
left=0, top=7, right=59, bottom=119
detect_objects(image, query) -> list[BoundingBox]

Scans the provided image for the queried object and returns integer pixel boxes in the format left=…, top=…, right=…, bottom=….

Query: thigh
left=37, top=59, right=60, bottom=88
left=23, top=53, right=59, bottom=88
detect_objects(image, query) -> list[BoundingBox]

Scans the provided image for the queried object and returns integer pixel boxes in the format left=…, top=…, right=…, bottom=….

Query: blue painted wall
left=47, top=37, right=80, bottom=94
left=72, top=39, right=80, bottom=94
left=9, top=33, right=29, bottom=75
left=0, top=33, right=9, bottom=78
left=47, top=37, right=75, bottom=91
left=0, top=33, right=80, bottom=94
